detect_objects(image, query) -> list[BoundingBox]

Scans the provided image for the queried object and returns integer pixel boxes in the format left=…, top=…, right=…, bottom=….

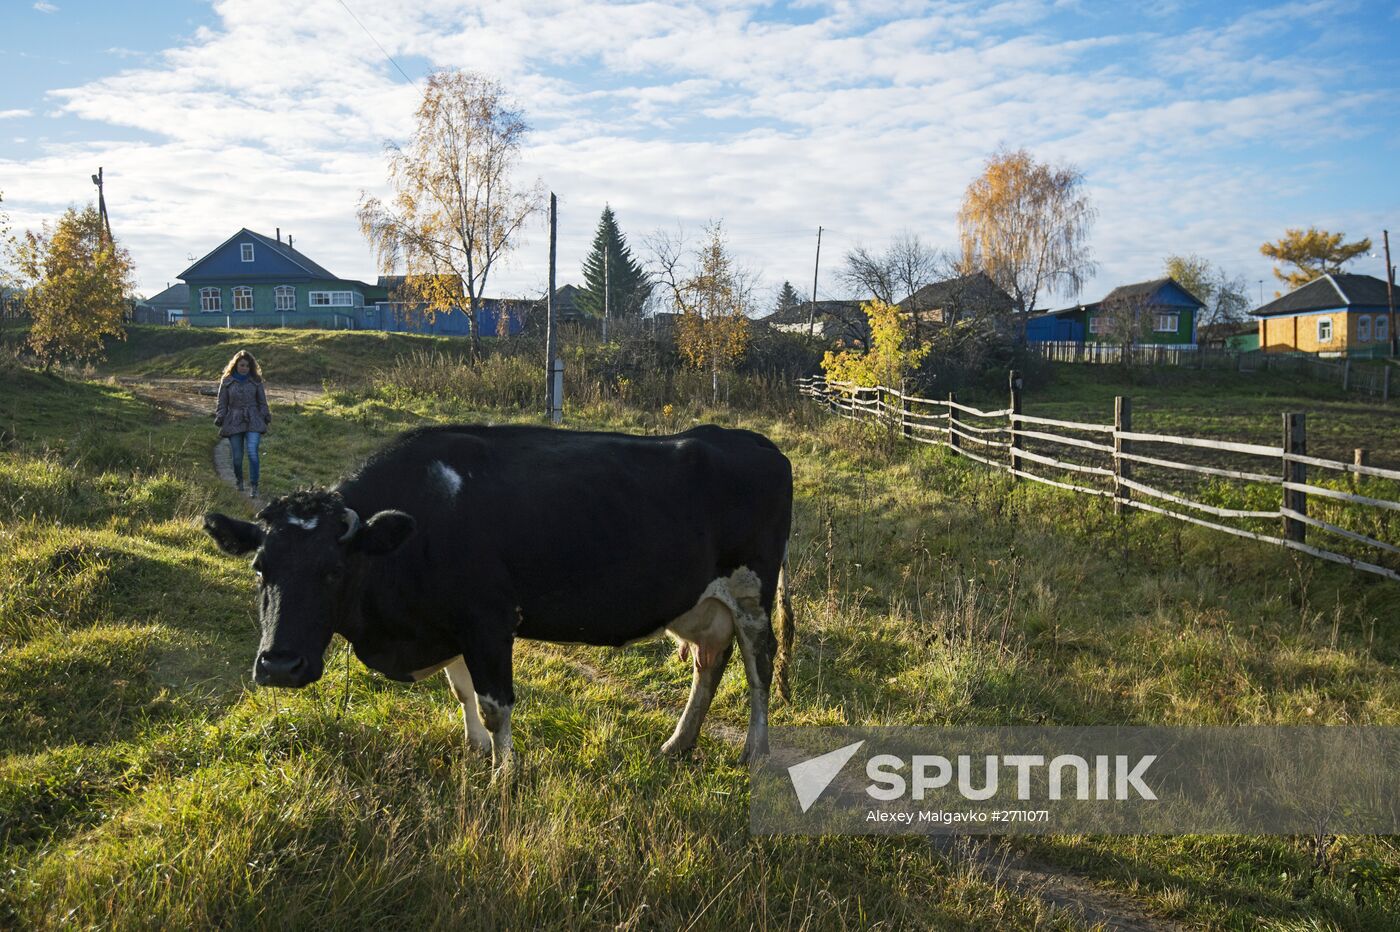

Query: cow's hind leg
left=729, top=569, right=776, bottom=763
left=662, top=596, right=736, bottom=756
left=443, top=656, right=493, bottom=755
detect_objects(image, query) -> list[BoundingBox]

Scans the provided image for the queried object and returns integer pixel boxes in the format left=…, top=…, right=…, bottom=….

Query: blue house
left=177, top=228, right=372, bottom=328
left=1028, top=278, right=1203, bottom=347
left=173, top=228, right=528, bottom=336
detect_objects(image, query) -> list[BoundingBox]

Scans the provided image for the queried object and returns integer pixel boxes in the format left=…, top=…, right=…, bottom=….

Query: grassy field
left=2, top=331, right=1399, bottom=929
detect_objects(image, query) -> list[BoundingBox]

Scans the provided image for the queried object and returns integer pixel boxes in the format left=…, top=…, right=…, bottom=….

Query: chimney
left=288, top=234, right=294, bottom=250
left=276, top=227, right=281, bottom=243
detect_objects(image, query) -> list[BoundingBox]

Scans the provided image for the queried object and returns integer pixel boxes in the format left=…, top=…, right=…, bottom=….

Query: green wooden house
left=177, top=229, right=383, bottom=328
left=1029, top=278, right=1204, bottom=347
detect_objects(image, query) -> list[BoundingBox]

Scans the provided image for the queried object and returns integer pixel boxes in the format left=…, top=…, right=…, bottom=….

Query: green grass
left=98, top=324, right=477, bottom=385
left=2, top=340, right=1399, bottom=929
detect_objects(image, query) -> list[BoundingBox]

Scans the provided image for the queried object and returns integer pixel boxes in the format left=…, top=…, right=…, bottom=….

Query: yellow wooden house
left=1253, top=273, right=1396, bottom=358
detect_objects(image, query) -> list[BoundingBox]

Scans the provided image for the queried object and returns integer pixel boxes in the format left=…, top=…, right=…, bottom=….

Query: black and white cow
left=203, top=423, right=794, bottom=767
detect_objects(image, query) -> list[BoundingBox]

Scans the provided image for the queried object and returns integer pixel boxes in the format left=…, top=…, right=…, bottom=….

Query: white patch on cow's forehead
left=433, top=460, right=463, bottom=498
left=285, top=515, right=318, bottom=530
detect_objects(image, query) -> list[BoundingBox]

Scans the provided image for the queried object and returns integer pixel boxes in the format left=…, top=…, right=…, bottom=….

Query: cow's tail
left=772, top=552, right=795, bottom=703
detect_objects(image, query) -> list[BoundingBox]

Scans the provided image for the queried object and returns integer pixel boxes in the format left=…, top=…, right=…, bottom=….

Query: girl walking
left=214, top=350, right=271, bottom=497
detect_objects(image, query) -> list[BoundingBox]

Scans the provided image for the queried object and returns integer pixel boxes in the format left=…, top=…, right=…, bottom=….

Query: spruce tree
left=775, top=281, right=801, bottom=315
left=577, top=206, right=651, bottom=320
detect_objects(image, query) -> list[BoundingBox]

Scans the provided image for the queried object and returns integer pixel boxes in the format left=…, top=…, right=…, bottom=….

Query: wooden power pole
left=806, top=225, right=822, bottom=338
left=545, top=193, right=561, bottom=422
left=91, top=167, right=113, bottom=243
left=1384, top=230, right=1396, bottom=358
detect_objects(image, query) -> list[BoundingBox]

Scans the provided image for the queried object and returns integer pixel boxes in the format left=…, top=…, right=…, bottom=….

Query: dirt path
left=559, top=649, right=1183, bottom=932
left=113, top=376, right=323, bottom=506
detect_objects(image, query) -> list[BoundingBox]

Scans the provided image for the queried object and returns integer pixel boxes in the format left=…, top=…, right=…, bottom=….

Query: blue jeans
left=228, top=431, right=262, bottom=486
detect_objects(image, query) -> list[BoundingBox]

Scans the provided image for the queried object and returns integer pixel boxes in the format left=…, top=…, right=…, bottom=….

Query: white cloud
left=0, top=110, right=33, bottom=120
left=4, top=0, right=1394, bottom=303
left=33, top=1, right=59, bottom=12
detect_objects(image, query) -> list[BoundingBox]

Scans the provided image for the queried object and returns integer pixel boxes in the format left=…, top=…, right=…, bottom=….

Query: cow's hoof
left=467, top=734, right=493, bottom=756
left=661, top=736, right=695, bottom=757
left=738, top=741, right=769, bottom=765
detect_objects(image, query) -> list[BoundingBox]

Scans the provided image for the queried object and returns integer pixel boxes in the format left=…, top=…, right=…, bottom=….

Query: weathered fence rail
left=798, top=373, right=1400, bottom=584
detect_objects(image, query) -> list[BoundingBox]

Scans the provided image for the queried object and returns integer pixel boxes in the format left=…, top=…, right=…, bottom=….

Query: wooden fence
left=1033, top=342, right=1395, bottom=401
left=798, top=373, right=1400, bottom=584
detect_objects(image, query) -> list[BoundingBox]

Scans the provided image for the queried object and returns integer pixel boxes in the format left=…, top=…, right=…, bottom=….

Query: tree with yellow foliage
left=652, top=221, right=752, bottom=405
left=958, top=148, right=1096, bottom=343
left=1260, top=227, right=1371, bottom=292
left=359, top=69, right=541, bottom=356
left=821, top=299, right=929, bottom=390
left=12, top=204, right=133, bottom=367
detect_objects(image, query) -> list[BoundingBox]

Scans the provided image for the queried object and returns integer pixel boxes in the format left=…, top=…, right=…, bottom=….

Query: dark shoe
left=236, top=481, right=244, bottom=492
left=250, top=486, right=259, bottom=498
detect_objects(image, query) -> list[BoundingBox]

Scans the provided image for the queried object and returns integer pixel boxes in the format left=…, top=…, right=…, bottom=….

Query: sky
left=2, top=0, right=1397, bottom=310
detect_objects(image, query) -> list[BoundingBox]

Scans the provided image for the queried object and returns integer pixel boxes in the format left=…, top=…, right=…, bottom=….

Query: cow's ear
left=203, top=513, right=264, bottom=555
left=354, top=510, right=415, bottom=556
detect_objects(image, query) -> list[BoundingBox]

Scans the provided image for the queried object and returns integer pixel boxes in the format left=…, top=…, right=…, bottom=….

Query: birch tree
left=12, top=205, right=133, bottom=367
left=359, top=70, right=541, bottom=355
left=958, top=148, right=1096, bottom=342
left=651, top=222, right=752, bottom=405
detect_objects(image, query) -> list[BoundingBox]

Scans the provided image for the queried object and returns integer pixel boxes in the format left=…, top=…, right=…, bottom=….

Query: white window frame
left=232, top=286, right=254, bottom=312
left=240, top=243, right=254, bottom=262
left=1317, top=318, right=1333, bottom=343
left=199, top=287, right=221, bottom=312
left=1377, top=315, right=1390, bottom=344
left=274, top=285, right=296, bottom=311
left=1357, top=314, right=1371, bottom=342
left=1088, top=316, right=1109, bottom=334
left=309, top=290, right=357, bottom=307
left=1154, top=312, right=1180, bottom=333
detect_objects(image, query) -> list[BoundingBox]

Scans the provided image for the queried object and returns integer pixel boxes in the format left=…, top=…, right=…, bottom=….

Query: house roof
left=761, top=299, right=865, bottom=326
left=1044, top=277, right=1204, bottom=316
left=1251, top=273, right=1394, bottom=317
left=900, top=272, right=1015, bottom=313
left=141, top=283, right=189, bottom=308
left=178, top=228, right=340, bottom=281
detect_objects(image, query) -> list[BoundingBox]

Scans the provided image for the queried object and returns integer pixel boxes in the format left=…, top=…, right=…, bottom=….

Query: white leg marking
left=476, top=694, right=513, bottom=770
left=727, top=569, right=774, bottom=762
left=443, top=657, right=492, bottom=754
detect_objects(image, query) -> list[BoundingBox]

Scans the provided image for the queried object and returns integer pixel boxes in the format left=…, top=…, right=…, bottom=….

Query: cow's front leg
left=443, top=656, right=493, bottom=755
left=462, top=632, right=516, bottom=772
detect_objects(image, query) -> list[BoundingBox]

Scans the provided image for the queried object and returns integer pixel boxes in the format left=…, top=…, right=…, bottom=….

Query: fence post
left=1008, top=369, right=1024, bottom=476
left=1352, top=448, right=1368, bottom=491
left=1384, top=365, right=1391, bottom=403
left=1114, top=396, right=1131, bottom=517
left=1282, top=413, right=1307, bottom=543
left=899, top=380, right=911, bottom=440
left=947, top=391, right=960, bottom=452
left=1343, top=359, right=1351, bottom=392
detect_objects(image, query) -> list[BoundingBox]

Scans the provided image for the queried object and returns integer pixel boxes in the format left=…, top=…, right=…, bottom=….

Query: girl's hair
left=220, top=350, right=263, bottom=382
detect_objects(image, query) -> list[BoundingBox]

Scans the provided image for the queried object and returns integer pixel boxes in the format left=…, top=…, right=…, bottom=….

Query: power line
left=335, top=0, right=416, bottom=86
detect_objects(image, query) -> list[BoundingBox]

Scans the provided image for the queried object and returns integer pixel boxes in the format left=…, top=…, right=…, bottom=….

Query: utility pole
left=1384, top=230, right=1396, bottom=357
left=806, top=225, right=823, bottom=338
left=545, top=193, right=562, bottom=423
left=91, top=167, right=112, bottom=243
left=603, top=246, right=610, bottom=342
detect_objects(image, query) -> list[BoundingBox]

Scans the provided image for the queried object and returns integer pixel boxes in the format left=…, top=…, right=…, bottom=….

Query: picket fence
left=1033, top=341, right=1396, bottom=401
left=798, top=373, right=1400, bottom=584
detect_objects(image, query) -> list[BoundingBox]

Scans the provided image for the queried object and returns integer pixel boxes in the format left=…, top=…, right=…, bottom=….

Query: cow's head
left=202, top=490, right=415, bottom=688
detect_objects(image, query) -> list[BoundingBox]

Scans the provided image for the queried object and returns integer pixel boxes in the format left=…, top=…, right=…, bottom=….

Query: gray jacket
left=214, top=377, right=271, bottom=437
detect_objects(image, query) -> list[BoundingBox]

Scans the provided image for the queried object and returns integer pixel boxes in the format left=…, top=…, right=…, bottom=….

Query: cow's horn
left=339, top=508, right=361, bottom=543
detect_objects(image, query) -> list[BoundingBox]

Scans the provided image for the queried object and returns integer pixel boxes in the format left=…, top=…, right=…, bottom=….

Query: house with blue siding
left=1028, top=277, right=1203, bottom=347
left=177, top=229, right=376, bottom=328
left=174, top=229, right=528, bottom=336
